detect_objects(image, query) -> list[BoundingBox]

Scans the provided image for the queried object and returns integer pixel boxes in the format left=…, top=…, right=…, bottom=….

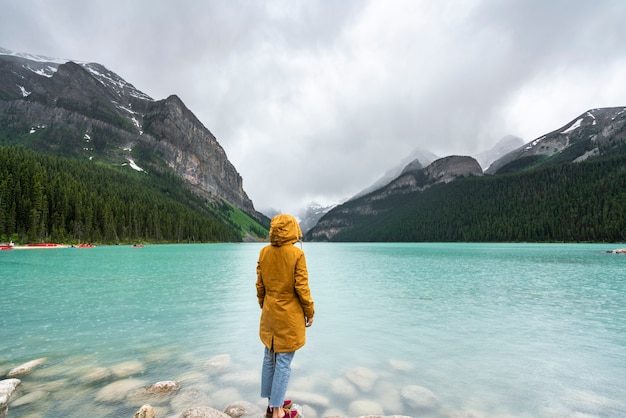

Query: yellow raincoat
left=256, top=214, right=315, bottom=353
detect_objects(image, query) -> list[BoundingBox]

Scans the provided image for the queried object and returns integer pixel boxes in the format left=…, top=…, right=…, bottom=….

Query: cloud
left=2, top=0, right=626, bottom=216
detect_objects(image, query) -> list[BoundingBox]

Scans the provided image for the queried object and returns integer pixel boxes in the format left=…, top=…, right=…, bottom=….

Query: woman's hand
left=305, top=317, right=314, bottom=327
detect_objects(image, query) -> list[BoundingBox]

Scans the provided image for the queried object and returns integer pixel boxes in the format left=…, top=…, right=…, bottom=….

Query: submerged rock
left=349, top=399, right=384, bottom=415
left=0, top=379, right=21, bottom=418
left=82, top=366, right=112, bottom=384
left=346, top=367, right=378, bottom=392
left=110, top=360, right=146, bottom=377
left=9, top=389, right=49, bottom=408
left=6, top=358, right=47, bottom=377
left=95, top=378, right=147, bottom=402
left=204, top=354, right=232, bottom=374
left=400, top=384, right=438, bottom=410
left=179, top=406, right=231, bottom=418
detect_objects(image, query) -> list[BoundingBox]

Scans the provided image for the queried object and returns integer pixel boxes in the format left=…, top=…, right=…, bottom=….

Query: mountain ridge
left=0, top=47, right=261, bottom=221
left=306, top=107, right=626, bottom=242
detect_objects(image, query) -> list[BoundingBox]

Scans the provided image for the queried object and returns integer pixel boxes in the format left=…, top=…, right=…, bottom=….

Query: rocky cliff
left=0, top=48, right=258, bottom=219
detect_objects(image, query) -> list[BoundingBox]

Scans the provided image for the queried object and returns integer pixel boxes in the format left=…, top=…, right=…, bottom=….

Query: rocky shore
left=1, top=355, right=448, bottom=418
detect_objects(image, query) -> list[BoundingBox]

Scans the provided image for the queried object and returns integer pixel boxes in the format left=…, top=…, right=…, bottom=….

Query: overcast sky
left=3, top=0, right=626, bottom=216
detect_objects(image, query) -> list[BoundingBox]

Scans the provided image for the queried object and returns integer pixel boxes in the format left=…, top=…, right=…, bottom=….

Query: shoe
left=265, top=400, right=293, bottom=418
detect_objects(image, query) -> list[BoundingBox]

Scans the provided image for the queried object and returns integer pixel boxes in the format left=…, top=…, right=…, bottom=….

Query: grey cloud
left=2, top=0, right=626, bottom=216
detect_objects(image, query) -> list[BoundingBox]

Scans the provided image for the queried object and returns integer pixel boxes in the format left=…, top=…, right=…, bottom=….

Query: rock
left=285, top=390, right=330, bottom=408
left=223, top=400, right=261, bottom=418
left=400, top=384, right=438, bottom=410
left=6, top=358, right=47, bottom=377
left=110, top=360, right=146, bottom=377
left=211, top=387, right=242, bottom=410
left=607, top=248, right=626, bottom=254
left=126, top=380, right=180, bottom=406
left=330, top=377, right=358, bottom=398
left=179, top=406, right=231, bottom=418
left=10, top=389, right=49, bottom=407
left=204, top=354, right=231, bottom=374
left=133, top=404, right=155, bottom=418
left=146, top=380, right=180, bottom=393
left=171, top=386, right=213, bottom=412
left=346, top=367, right=379, bottom=392
left=388, top=359, right=414, bottom=372
left=95, top=378, right=147, bottom=402
left=0, top=379, right=21, bottom=418
left=82, top=366, right=112, bottom=383
left=348, top=399, right=384, bottom=416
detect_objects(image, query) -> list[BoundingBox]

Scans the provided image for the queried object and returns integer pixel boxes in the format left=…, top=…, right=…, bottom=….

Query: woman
left=256, top=214, right=315, bottom=418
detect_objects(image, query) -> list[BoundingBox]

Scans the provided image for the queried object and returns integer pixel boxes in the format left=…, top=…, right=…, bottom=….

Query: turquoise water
left=1, top=243, right=625, bottom=417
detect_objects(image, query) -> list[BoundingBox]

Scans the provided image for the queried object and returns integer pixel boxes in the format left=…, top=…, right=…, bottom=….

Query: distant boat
left=132, top=244, right=144, bottom=248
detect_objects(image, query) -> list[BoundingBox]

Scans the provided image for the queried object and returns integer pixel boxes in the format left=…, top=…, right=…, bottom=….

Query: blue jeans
left=261, top=347, right=295, bottom=408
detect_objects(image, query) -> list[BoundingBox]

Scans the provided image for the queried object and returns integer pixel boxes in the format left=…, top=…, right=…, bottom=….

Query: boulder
left=204, top=354, right=231, bottom=374
left=400, top=384, right=438, bottom=411
left=285, top=390, right=330, bottom=408
left=110, top=360, right=146, bottom=377
left=133, top=404, right=155, bottom=418
left=95, top=378, right=147, bottom=402
left=146, top=380, right=180, bottom=393
left=0, top=379, right=21, bottom=418
left=6, top=358, right=47, bottom=377
left=349, top=399, right=384, bottom=416
left=179, top=406, right=231, bottom=418
left=126, top=380, right=180, bottom=406
left=223, top=400, right=262, bottom=418
left=81, top=366, right=112, bottom=384
left=346, top=367, right=378, bottom=392
left=9, top=389, right=49, bottom=408
left=330, top=377, right=358, bottom=398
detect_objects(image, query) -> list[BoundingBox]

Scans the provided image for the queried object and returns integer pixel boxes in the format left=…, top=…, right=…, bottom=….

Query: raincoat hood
left=269, top=214, right=302, bottom=247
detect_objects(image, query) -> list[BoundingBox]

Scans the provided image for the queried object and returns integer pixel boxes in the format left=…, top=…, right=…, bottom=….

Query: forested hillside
left=0, top=146, right=268, bottom=244
left=323, top=155, right=626, bottom=242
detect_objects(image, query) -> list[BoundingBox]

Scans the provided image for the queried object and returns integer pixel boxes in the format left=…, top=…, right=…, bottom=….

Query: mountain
left=0, top=47, right=261, bottom=222
left=297, top=202, right=338, bottom=234
left=474, top=135, right=524, bottom=171
left=486, top=107, right=626, bottom=174
left=307, top=155, right=482, bottom=241
left=351, top=146, right=439, bottom=200
left=306, top=107, right=626, bottom=242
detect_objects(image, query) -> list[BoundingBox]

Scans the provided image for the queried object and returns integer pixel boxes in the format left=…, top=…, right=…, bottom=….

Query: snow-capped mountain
left=486, top=107, right=626, bottom=174
left=474, top=135, right=524, bottom=171
left=0, top=47, right=260, bottom=220
left=351, top=146, right=439, bottom=200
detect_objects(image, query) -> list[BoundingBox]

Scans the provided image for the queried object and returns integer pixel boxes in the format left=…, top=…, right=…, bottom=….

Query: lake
left=1, top=243, right=625, bottom=417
